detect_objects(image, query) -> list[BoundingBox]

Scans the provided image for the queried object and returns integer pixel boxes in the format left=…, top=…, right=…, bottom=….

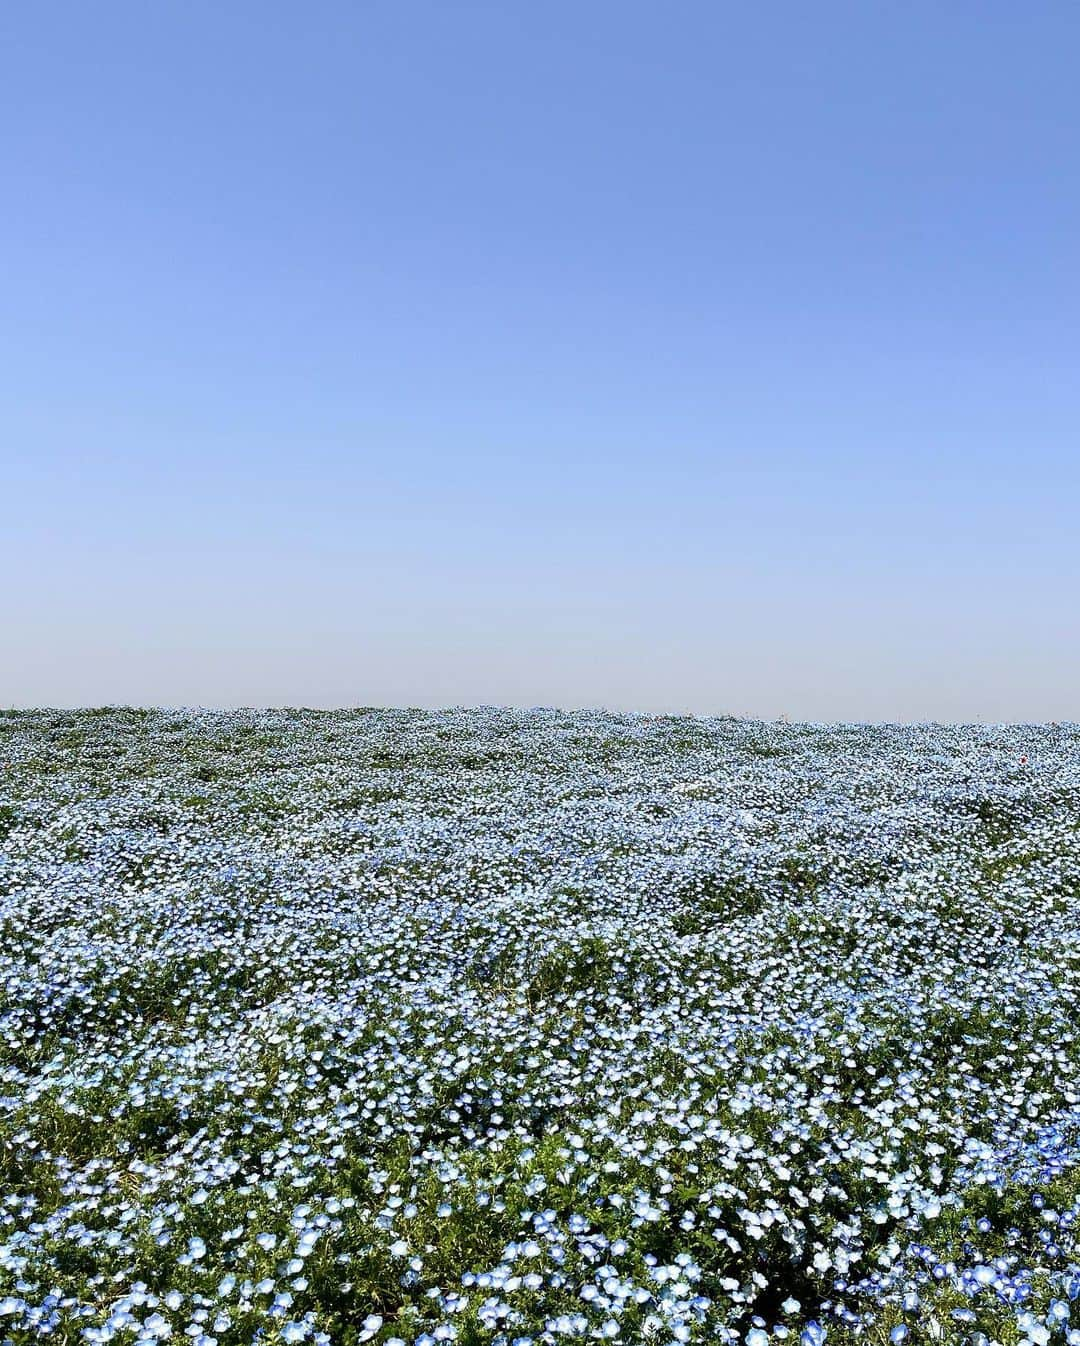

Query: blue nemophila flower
left=3, top=710, right=1080, bottom=1344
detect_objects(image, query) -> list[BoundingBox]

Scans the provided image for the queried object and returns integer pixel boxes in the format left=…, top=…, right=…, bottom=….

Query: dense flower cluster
left=2, top=707, right=1080, bottom=1346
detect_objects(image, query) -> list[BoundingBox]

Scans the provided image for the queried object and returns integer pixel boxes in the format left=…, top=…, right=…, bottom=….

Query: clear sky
left=3, top=2, right=1078, bottom=721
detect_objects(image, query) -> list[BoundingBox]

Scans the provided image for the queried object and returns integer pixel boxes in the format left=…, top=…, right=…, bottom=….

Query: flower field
left=2, top=708, right=1080, bottom=1346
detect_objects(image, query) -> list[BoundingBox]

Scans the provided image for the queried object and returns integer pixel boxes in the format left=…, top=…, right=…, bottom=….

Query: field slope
left=2, top=708, right=1080, bottom=1346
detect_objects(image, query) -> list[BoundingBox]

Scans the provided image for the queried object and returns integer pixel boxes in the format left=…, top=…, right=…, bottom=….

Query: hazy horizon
left=5, top=704, right=1077, bottom=732
left=5, top=2, right=1078, bottom=721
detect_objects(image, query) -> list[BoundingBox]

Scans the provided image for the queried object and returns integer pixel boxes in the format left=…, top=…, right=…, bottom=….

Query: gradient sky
left=3, top=2, right=1078, bottom=721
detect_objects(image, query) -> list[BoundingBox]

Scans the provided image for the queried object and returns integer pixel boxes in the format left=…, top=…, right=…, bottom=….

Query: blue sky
left=3, top=2, right=1078, bottom=719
